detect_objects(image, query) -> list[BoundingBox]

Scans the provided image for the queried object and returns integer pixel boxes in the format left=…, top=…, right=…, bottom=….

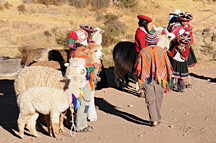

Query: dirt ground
left=0, top=60, right=215, bottom=143
left=0, top=0, right=216, bottom=143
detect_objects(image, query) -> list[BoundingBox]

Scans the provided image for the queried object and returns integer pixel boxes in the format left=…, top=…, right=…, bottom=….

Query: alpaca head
left=65, top=58, right=88, bottom=88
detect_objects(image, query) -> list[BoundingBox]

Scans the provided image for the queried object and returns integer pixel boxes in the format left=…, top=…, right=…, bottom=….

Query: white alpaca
left=17, top=58, right=87, bottom=138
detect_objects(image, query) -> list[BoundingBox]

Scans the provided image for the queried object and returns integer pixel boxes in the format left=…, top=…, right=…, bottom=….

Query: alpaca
left=17, top=58, right=88, bottom=138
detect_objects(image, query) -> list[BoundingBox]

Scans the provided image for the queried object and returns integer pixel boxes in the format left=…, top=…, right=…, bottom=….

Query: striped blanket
left=134, top=46, right=173, bottom=88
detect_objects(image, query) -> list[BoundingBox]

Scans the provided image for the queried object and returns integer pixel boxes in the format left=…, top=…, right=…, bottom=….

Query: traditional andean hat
left=80, top=24, right=96, bottom=33
left=137, top=15, right=152, bottom=23
left=179, top=12, right=193, bottom=22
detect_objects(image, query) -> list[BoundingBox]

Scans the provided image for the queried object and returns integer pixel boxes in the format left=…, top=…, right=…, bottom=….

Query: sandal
left=75, top=126, right=94, bottom=133
left=87, top=125, right=94, bottom=130
left=185, top=84, right=192, bottom=88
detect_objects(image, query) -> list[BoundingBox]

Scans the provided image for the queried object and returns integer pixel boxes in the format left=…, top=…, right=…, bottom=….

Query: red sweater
left=171, top=24, right=193, bottom=44
left=135, top=27, right=148, bottom=52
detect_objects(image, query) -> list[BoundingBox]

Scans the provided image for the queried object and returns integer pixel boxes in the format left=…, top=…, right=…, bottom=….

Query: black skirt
left=169, top=57, right=189, bottom=79
left=187, top=47, right=197, bottom=67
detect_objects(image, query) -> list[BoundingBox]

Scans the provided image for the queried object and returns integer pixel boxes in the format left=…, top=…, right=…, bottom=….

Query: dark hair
left=138, top=19, right=148, bottom=26
left=138, top=19, right=150, bottom=33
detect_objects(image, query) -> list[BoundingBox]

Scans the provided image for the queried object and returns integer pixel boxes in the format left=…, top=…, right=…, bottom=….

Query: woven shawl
left=135, top=46, right=173, bottom=88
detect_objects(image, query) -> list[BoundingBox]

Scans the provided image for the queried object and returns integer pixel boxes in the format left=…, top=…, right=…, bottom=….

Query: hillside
left=0, top=0, right=215, bottom=65
left=0, top=1, right=216, bottom=143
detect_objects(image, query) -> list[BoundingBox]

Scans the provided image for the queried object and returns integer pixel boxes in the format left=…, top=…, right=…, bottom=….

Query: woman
left=171, top=12, right=197, bottom=67
left=135, top=15, right=152, bottom=52
left=168, top=30, right=191, bottom=92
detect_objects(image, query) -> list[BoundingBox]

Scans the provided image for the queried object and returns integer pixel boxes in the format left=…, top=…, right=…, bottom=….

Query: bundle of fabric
left=135, top=46, right=173, bottom=89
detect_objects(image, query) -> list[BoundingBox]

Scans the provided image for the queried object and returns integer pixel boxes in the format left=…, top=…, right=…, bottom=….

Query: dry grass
left=0, top=0, right=215, bottom=66
left=17, top=4, right=26, bottom=13
left=115, top=0, right=137, bottom=8
left=23, top=0, right=67, bottom=5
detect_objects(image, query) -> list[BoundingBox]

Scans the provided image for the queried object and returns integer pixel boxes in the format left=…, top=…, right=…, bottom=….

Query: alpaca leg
left=28, top=113, right=39, bottom=137
left=50, top=112, right=60, bottom=138
left=59, top=112, right=65, bottom=134
left=44, top=115, right=53, bottom=137
left=17, top=113, right=28, bottom=138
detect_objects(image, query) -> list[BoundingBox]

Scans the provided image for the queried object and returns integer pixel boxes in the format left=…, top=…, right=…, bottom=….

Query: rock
left=184, top=112, right=190, bottom=116
left=168, top=125, right=174, bottom=128
left=127, top=104, right=133, bottom=107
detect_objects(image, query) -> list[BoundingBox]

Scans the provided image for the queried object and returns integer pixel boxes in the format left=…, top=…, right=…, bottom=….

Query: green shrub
left=23, top=0, right=67, bottom=5
left=115, top=0, right=137, bottom=8
left=4, top=2, right=12, bottom=9
left=96, top=13, right=119, bottom=22
left=102, top=20, right=127, bottom=46
left=17, top=4, right=27, bottom=13
left=69, top=0, right=110, bottom=8
left=91, top=0, right=110, bottom=9
left=68, top=0, right=90, bottom=8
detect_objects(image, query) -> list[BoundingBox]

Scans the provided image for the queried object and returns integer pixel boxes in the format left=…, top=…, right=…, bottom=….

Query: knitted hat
left=145, top=30, right=159, bottom=45
left=179, top=12, right=192, bottom=22
left=137, top=15, right=152, bottom=23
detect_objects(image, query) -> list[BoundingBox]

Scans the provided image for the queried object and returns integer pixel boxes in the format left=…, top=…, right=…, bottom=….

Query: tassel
left=89, top=72, right=94, bottom=89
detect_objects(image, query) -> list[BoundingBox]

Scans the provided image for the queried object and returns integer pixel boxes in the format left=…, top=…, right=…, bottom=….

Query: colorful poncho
left=134, top=46, right=173, bottom=88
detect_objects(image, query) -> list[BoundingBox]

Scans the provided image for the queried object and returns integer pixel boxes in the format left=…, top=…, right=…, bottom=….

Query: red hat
left=137, top=15, right=152, bottom=23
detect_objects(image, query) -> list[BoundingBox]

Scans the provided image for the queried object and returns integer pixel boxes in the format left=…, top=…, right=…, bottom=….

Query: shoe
left=151, top=121, right=160, bottom=127
left=75, top=125, right=94, bottom=133
left=185, top=84, right=192, bottom=88
left=138, top=90, right=145, bottom=98
left=138, top=93, right=145, bottom=98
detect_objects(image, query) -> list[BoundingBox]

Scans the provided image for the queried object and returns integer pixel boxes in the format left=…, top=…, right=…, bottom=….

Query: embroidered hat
left=80, top=24, right=96, bottom=33
left=145, top=30, right=159, bottom=45
left=179, top=12, right=192, bottom=22
left=137, top=15, right=152, bottom=23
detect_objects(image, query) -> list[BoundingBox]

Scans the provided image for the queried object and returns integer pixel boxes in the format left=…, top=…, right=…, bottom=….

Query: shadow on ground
left=95, top=97, right=151, bottom=126
left=190, top=73, right=216, bottom=83
left=96, top=67, right=139, bottom=97
left=0, top=80, right=19, bottom=137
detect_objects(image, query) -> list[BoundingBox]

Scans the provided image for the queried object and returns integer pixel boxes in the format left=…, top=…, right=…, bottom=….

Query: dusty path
left=0, top=61, right=215, bottom=143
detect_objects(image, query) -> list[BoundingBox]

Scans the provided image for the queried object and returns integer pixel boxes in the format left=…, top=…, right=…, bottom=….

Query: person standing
left=168, top=12, right=196, bottom=89
left=168, top=30, right=191, bottom=92
left=135, top=15, right=152, bottom=53
left=134, top=31, right=173, bottom=126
